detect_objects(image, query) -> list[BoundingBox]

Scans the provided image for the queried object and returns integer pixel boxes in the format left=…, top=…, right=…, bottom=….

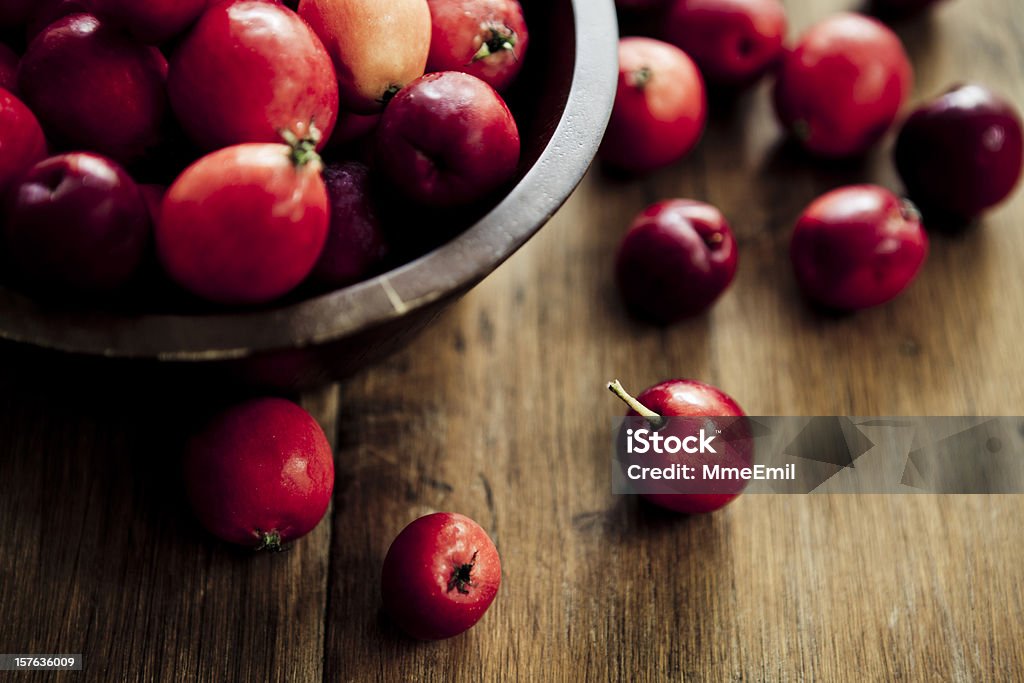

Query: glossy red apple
left=600, top=37, right=706, bottom=174
left=773, top=12, right=912, bottom=158
left=3, top=152, right=150, bottom=294
left=168, top=1, right=338, bottom=151
left=83, top=0, right=209, bottom=44
left=299, top=0, right=431, bottom=113
left=382, top=512, right=501, bottom=640
left=790, top=185, right=928, bottom=310
left=376, top=71, right=520, bottom=207
left=313, top=162, right=389, bottom=287
left=663, top=0, right=787, bottom=87
left=0, top=87, right=46, bottom=197
left=18, top=13, right=168, bottom=164
left=184, top=397, right=335, bottom=550
left=894, top=84, right=1023, bottom=221
left=426, top=0, right=529, bottom=92
left=609, top=379, right=750, bottom=514
left=157, top=141, right=329, bottom=305
left=24, top=0, right=87, bottom=42
left=616, top=199, right=738, bottom=323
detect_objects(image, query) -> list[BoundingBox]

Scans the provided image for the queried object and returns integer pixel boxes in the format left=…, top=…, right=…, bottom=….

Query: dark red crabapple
left=616, top=199, right=738, bottom=323
left=773, top=12, right=912, bottom=158
left=0, top=88, right=46, bottom=197
left=313, top=162, right=389, bottom=287
left=894, top=84, right=1023, bottom=221
left=600, top=37, right=706, bottom=174
left=382, top=512, right=501, bottom=640
left=663, top=0, right=787, bottom=88
left=184, top=397, right=334, bottom=550
left=83, top=0, right=210, bottom=44
left=790, top=185, right=928, bottom=311
left=168, top=0, right=338, bottom=151
left=18, top=13, right=168, bottom=164
left=0, top=43, right=17, bottom=92
left=375, top=71, right=520, bottom=208
left=156, top=140, right=329, bottom=305
left=3, top=153, right=150, bottom=294
left=426, top=0, right=529, bottom=93
left=608, top=379, right=749, bottom=514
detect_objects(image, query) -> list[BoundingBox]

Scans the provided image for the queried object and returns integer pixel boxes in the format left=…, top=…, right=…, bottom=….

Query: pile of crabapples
left=0, top=0, right=528, bottom=302
left=607, top=0, right=1023, bottom=514
left=0, top=0, right=522, bottom=640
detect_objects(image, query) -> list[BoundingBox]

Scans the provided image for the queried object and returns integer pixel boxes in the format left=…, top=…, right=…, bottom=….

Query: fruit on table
left=184, top=397, right=335, bottom=550
left=298, top=0, right=432, bottom=113
left=0, top=43, right=17, bottom=92
left=773, top=12, right=912, bottom=158
left=663, top=0, right=787, bottom=88
left=313, top=162, right=390, bottom=287
left=790, top=184, right=928, bottom=310
left=156, top=140, right=329, bottom=305
left=0, top=88, right=46, bottom=196
left=426, top=0, right=529, bottom=93
left=382, top=512, right=501, bottom=640
left=2, top=152, right=150, bottom=294
left=168, top=0, right=338, bottom=151
left=600, top=37, right=706, bottom=174
left=608, top=379, right=749, bottom=514
left=894, top=84, right=1023, bottom=221
left=83, top=0, right=209, bottom=44
left=375, top=71, right=520, bottom=207
left=18, top=13, right=168, bottom=164
left=616, top=199, right=738, bottom=323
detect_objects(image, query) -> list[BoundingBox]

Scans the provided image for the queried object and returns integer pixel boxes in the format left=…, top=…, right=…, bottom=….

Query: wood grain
left=2, top=0, right=1024, bottom=680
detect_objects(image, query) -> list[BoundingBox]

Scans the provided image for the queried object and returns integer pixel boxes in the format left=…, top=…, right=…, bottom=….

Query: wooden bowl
left=0, top=0, right=619, bottom=388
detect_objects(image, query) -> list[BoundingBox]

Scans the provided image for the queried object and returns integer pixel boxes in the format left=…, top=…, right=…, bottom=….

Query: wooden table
left=3, top=0, right=1024, bottom=679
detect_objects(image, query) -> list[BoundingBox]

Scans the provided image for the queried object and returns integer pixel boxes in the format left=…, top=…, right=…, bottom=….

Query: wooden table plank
left=0, top=374, right=338, bottom=682
left=3, top=0, right=1024, bottom=680
left=323, top=0, right=1024, bottom=679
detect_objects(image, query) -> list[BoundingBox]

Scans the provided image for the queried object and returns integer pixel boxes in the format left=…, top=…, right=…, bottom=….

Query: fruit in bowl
left=0, top=0, right=618, bottom=387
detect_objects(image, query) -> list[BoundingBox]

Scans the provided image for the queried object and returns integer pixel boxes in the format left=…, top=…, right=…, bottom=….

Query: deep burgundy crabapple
left=313, top=162, right=390, bottom=287
left=0, top=88, right=47, bottom=197
left=894, top=84, right=1023, bottom=221
left=375, top=71, right=520, bottom=208
left=616, top=200, right=738, bottom=323
left=18, top=13, right=169, bottom=164
left=3, top=152, right=150, bottom=294
left=790, top=184, right=928, bottom=311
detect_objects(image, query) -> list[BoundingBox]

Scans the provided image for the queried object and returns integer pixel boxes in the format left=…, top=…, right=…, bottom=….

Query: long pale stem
left=607, top=380, right=665, bottom=430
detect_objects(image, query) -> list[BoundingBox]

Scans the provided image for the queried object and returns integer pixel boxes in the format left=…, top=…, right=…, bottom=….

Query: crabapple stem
left=627, top=66, right=652, bottom=89
left=607, top=380, right=665, bottom=429
left=254, top=530, right=283, bottom=552
left=473, top=27, right=517, bottom=61
left=280, top=124, right=322, bottom=169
